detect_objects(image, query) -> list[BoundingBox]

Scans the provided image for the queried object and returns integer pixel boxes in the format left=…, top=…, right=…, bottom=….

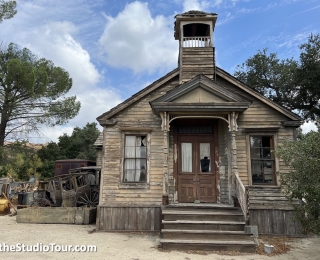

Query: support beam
left=228, top=112, right=239, bottom=197
left=160, top=112, right=170, bottom=204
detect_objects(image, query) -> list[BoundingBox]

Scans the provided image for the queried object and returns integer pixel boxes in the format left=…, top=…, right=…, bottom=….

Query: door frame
left=173, top=119, right=219, bottom=203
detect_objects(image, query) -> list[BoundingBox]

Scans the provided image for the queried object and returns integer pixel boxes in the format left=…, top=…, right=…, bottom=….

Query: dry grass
left=256, top=236, right=293, bottom=256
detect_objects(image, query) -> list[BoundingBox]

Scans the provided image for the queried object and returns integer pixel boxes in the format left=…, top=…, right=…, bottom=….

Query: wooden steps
left=160, top=204, right=256, bottom=252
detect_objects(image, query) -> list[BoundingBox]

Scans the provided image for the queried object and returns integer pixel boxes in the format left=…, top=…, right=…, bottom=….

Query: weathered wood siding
left=100, top=76, right=179, bottom=207
left=248, top=186, right=301, bottom=235
left=97, top=206, right=161, bottom=231
left=180, top=47, right=214, bottom=83
left=216, top=74, right=296, bottom=186
left=96, top=148, right=102, bottom=167
left=218, top=120, right=231, bottom=204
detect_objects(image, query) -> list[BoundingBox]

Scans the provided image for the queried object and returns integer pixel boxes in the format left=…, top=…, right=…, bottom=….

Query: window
left=250, top=136, right=275, bottom=184
left=123, top=135, right=147, bottom=183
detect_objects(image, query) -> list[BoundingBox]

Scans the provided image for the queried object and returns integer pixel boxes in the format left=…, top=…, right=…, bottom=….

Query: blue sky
left=1, top=0, right=319, bottom=142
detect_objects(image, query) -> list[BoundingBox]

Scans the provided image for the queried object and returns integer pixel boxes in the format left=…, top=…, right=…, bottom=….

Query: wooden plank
left=249, top=204, right=294, bottom=210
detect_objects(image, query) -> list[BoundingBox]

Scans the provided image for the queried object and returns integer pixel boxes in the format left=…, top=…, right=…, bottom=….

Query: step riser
left=162, top=233, right=252, bottom=241
left=162, top=243, right=256, bottom=253
left=163, top=215, right=244, bottom=222
left=163, top=207, right=239, bottom=211
left=163, top=223, right=245, bottom=231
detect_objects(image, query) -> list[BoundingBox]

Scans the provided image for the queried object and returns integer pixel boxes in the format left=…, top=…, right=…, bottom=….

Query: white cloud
left=0, top=0, right=117, bottom=143
left=301, top=121, right=318, bottom=134
left=98, top=1, right=178, bottom=74
left=21, top=21, right=101, bottom=94
left=35, top=88, right=122, bottom=143
left=182, top=0, right=211, bottom=11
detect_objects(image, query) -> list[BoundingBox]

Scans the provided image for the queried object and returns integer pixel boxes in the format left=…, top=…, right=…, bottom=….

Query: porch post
left=160, top=111, right=170, bottom=204
left=229, top=112, right=239, bottom=196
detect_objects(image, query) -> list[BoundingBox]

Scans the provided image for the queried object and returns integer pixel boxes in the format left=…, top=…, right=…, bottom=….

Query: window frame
left=119, top=131, right=150, bottom=189
left=246, top=132, right=279, bottom=186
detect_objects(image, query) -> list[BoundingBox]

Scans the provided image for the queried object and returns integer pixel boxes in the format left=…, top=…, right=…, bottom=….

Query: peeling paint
left=174, top=144, right=177, bottom=163
left=174, top=191, right=178, bottom=202
left=220, top=166, right=225, bottom=179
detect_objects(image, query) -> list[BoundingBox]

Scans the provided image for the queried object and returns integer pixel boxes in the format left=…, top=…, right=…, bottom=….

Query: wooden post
left=228, top=112, right=239, bottom=197
left=161, top=112, right=169, bottom=205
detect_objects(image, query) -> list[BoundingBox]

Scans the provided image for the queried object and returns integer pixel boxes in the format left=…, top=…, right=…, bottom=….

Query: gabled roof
left=97, top=66, right=303, bottom=125
left=96, top=68, right=179, bottom=124
left=215, top=67, right=303, bottom=121
left=150, top=75, right=252, bottom=114
left=152, top=74, right=251, bottom=103
left=93, top=132, right=103, bottom=147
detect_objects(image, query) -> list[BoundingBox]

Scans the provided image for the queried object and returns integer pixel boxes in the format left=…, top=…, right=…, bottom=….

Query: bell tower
left=174, top=11, right=218, bottom=84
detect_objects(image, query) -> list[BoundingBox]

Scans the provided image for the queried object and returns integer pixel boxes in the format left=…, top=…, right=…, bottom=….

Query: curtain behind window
left=181, top=143, right=192, bottom=172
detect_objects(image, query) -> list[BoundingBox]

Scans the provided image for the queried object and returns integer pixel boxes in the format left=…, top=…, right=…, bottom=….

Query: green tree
left=36, top=123, right=100, bottom=179
left=26, top=154, right=43, bottom=178
left=0, top=0, right=17, bottom=23
left=0, top=141, right=37, bottom=180
left=295, top=34, right=320, bottom=120
left=58, top=122, right=100, bottom=160
left=234, top=33, right=320, bottom=121
left=275, top=129, right=320, bottom=235
left=36, top=142, right=61, bottom=179
left=0, top=42, right=81, bottom=146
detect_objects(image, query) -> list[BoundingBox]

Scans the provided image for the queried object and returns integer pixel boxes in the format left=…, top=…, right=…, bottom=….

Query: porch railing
left=234, top=173, right=249, bottom=224
left=182, top=36, right=212, bottom=47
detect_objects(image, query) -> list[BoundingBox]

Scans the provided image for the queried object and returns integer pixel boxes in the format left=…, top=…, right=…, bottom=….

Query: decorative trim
left=99, top=120, right=117, bottom=126
left=151, top=102, right=251, bottom=114
left=282, top=121, right=303, bottom=127
left=151, top=75, right=252, bottom=104
left=118, top=127, right=153, bottom=131
left=244, top=127, right=281, bottom=133
left=118, top=184, right=150, bottom=189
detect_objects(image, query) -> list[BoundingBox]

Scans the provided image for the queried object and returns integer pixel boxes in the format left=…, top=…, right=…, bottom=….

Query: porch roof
left=150, top=75, right=252, bottom=115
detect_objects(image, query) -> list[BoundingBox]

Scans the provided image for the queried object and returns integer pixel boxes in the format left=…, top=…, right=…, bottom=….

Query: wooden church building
left=96, top=11, right=302, bottom=251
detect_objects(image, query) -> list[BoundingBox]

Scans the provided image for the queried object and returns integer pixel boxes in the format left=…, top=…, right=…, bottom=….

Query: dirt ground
left=1, top=215, right=319, bottom=260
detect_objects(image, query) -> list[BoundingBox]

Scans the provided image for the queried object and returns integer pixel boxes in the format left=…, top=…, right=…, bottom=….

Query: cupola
left=174, top=11, right=218, bottom=83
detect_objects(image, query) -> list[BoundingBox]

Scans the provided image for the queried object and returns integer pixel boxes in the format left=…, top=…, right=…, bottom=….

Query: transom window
left=250, top=136, right=275, bottom=184
left=123, top=135, right=147, bottom=183
left=178, top=125, right=212, bottom=134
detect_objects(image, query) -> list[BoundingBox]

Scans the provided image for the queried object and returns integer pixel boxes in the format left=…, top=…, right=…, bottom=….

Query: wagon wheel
left=76, top=190, right=99, bottom=207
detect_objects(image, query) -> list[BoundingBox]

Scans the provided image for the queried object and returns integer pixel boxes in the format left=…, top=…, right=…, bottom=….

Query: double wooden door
left=177, top=135, right=217, bottom=203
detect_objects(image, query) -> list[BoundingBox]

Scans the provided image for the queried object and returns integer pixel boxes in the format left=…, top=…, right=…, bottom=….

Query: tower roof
left=175, top=10, right=217, bottom=18
left=174, top=10, right=218, bottom=40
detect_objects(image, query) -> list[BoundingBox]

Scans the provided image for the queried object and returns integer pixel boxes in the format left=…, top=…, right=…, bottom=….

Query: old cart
left=33, top=167, right=101, bottom=207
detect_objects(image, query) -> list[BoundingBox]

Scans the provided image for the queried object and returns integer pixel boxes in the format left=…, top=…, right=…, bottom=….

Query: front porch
left=160, top=203, right=256, bottom=252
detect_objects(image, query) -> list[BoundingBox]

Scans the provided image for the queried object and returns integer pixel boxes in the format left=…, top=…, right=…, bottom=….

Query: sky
left=0, top=0, right=319, bottom=143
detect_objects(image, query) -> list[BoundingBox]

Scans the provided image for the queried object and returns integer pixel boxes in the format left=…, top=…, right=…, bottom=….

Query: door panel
left=179, top=175, right=195, bottom=202
left=178, top=135, right=216, bottom=203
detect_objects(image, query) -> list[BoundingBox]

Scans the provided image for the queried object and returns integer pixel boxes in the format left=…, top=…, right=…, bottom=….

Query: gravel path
left=1, top=215, right=319, bottom=260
